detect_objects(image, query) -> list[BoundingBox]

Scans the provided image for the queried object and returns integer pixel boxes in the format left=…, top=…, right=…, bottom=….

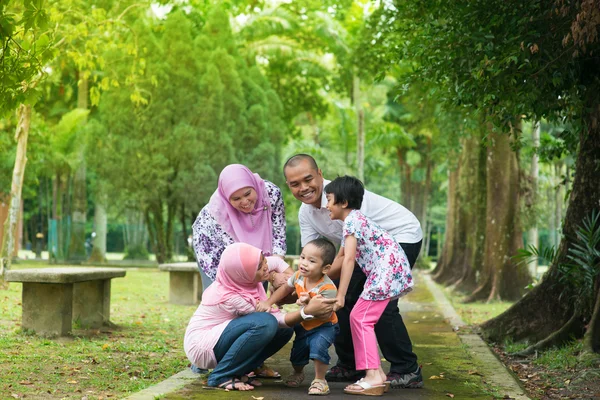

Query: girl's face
left=254, top=254, right=269, bottom=283
left=229, top=186, right=258, bottom=213
left=325, top=193, right=346, bottom=221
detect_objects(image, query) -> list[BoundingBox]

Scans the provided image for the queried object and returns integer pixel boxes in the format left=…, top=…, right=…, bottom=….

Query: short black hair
left=283, top=154, right=319, bottom=177
left=305, top=238, right=336, bottom=266
left=324, top=175, right=364, bottom=210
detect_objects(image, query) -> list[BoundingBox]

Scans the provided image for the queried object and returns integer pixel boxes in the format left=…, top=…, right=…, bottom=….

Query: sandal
left=344, top=378, right=386, bottom=396
left=253, top=364, right=281, bottom=379
left=308, top=378, right=330, bottom=395
left=284, top=372, right=305, bottom=388
left=241, top=375, right=263, bottom=387
left=216, top=378, right=254, bottom=391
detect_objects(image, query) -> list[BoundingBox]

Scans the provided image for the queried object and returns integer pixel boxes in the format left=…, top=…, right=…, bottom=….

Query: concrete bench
left=5, top=267, right=126, bottom=337
left=284, top=255, right=300, bottom=270
left=158, top=262, right=201, bottom=305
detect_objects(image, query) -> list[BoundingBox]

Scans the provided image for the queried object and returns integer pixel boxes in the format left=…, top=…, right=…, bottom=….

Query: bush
left=123, top=244, right=149, bottom=260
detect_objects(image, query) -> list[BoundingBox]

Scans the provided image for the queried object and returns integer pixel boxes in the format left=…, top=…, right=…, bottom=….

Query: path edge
left=422, top=273, right=531, bottom=400
left=123, top=369, right=197, bottom=400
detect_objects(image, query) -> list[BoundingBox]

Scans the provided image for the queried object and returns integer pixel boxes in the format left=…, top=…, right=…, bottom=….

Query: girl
left=325, top=176, right=414, bottom=396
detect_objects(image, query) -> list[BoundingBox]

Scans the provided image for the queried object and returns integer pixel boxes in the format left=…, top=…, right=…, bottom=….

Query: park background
left=1, top=0, right=599, bottom=398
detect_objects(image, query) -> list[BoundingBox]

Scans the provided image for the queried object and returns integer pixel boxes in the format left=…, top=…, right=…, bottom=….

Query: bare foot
left=217, top=379, right=254, bottom=391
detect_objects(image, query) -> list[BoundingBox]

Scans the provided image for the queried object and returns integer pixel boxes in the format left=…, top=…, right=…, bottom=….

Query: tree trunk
left=354, top=74, right=365, bottom=182
left=467, top=125, right=530, bottom=302
left=146, top=202, right=167, bottom=264
left=527, top=121, right=540, bottom=278
left=1, top=104, right=32, bottom=284
left=68, top=73, right=89, bottom=262
left=88, top=193, right=107, bottom=263
left=432, top=166, right=458, bottom=276
left=434, top=133, right=486, bottom=291
left=583, top=285, right=600, bottom=353
left=482, top=104, right=600, bottom=344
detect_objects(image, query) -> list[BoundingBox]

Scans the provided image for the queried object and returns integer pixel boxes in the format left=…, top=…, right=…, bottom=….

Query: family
left=184, top=154, right=423, bottom=396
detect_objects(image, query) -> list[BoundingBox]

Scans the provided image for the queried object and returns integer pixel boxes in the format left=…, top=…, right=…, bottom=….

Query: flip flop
left=344, top=379, right=386, bottom=396
left=253, top=365, right=281, bottom=379
left=241, top=375, right=263, bottom=387
left=214, top=378, right=253, bottom=391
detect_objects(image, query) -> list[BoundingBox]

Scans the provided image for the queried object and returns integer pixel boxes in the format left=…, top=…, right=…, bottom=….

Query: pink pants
left=350, top=297, right=390, bottom=370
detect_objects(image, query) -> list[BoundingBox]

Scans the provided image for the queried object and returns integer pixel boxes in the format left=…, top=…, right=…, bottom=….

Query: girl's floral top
left=342, top=209, right=413, bottom=301
left=192, top=180, right=286, bottom=280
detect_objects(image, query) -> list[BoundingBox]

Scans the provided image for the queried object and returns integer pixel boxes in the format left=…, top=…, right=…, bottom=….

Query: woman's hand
left=305, top=295, right=336, bottom=320
left=333, top=295, right=345, bottom=312
left=256, top=300, right=272, bottom=312
left=295, top=292, right=310, bottom=306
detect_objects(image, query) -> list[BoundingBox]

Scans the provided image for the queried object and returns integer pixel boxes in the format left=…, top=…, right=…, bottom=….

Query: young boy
left=256, top=238, right=339, bottom=395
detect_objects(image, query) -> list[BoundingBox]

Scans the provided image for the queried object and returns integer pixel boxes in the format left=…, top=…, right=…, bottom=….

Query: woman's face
left=229, top=186, right=258, bottom=213
left=254, top=254, right=269, bottom=283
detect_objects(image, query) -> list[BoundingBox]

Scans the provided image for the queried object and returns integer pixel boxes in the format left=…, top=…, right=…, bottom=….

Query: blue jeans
left=208, top=312, right=293, bottom=387
left=290, top=322, right=339, bottom=367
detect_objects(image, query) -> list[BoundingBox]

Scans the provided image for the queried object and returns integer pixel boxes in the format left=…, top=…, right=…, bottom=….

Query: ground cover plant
left=441, top=279, right=600, bottom=399
left=0, top=264, right=192, bottom=399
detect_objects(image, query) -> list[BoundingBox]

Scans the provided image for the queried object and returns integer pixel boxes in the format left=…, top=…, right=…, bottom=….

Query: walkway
left=127, top=274, right=529, bottom=400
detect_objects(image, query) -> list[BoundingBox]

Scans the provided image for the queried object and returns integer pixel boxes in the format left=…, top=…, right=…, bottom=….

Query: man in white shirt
left=283, top=154, right=424, bottom=389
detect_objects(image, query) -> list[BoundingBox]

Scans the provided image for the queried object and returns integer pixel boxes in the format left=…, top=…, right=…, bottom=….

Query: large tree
left=364, top=0, right=600, bottom=350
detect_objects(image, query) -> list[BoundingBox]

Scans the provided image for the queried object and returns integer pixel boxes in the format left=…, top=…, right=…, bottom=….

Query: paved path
left=127, top=273, right=529, bottom=400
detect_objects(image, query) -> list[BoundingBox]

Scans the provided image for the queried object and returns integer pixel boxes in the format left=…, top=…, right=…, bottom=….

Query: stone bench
left=5, top=267, right=126, bottom=337
left=158, top=262, right=201, bottom=306
left=284, top=255, right=300, bottom=270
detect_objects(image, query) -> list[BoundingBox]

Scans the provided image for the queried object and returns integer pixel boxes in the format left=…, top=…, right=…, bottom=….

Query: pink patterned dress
left=342, top=209, right=414, bottom=301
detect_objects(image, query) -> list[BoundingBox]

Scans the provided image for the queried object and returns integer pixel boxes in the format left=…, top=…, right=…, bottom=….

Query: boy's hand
left=333, top=295, right=345, bottom=312
left=295, top=292, right=310, bottom=306
left=256, top=300, right=272, bottom=312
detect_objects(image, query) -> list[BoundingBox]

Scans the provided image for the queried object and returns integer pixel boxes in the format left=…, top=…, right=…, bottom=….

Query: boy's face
left=298, top=243, right=329, bottom=280
left=325, top=193, right=346, bottom=221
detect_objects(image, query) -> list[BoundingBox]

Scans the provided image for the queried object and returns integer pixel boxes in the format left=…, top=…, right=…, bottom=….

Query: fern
left=557, top=210, right=600, bottom=309
left=514, top=244, right=557, bottom=268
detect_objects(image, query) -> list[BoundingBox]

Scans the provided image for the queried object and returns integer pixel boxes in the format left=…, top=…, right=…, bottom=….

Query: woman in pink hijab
left=192, top=164, right=290, bottom=290
left=184, top=243, right=335, bottom=391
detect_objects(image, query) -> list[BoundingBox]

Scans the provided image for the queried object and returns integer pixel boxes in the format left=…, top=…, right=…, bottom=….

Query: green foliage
left=124, top=244, right=149, bottom=260
left=0, top=0, right=55, bottom=116
left=557, top=210, right=600, bottom=309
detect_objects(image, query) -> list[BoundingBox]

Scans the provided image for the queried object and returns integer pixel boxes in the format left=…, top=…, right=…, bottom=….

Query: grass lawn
left=1, top=264, right=193, bottom=399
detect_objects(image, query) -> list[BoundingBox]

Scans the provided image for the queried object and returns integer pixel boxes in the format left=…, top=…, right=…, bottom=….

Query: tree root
left=511, top=312, right=584, bottom=357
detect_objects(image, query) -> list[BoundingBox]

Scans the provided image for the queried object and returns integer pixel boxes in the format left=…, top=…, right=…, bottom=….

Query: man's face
left=284, top=159, right=324, bottom=208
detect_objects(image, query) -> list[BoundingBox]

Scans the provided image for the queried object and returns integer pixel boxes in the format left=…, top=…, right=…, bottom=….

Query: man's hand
left=256, top=300, right=272, bottom=312
left=295, top=292, right=310, bottom=306
left=304, top=295, right=336, bottom=320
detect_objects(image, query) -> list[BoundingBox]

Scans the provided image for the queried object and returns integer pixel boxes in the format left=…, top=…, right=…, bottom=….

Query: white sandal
left=344, top=378, right=386, bottom=396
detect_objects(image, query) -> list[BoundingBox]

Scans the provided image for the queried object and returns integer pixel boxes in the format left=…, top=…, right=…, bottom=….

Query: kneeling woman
left=184, top=242, right=335, bottom=391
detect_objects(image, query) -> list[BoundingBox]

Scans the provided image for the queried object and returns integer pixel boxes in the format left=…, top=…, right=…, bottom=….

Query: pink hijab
left=201, top=243, right=267, bottom=306
left=208, top=164, right=273, bottom=254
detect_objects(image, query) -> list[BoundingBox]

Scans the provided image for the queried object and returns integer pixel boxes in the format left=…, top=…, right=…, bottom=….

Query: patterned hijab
left=201, top=243, right=267, bottom=306
left=208, top=164, right=273, bottom=253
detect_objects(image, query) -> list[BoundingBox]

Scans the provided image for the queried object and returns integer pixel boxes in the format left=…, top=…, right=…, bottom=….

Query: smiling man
left=283, top=154, right=424, bottom=389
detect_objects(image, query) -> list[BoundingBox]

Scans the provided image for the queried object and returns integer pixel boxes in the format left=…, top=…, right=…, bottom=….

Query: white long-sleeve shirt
left=299, top=179, right=423, bottom=247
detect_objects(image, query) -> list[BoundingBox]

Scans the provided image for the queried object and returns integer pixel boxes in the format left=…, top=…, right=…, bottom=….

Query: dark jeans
left=333, top=240, right=422, bottom=374
left=208, top=312, right=293, bottom=387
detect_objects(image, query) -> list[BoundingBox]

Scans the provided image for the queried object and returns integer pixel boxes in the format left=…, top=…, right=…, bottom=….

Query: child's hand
left=256, top=300, right=272, bottom=312
left=333, top=296, right=345, bottom=312
left=295, top=293, right=310, bottom=306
